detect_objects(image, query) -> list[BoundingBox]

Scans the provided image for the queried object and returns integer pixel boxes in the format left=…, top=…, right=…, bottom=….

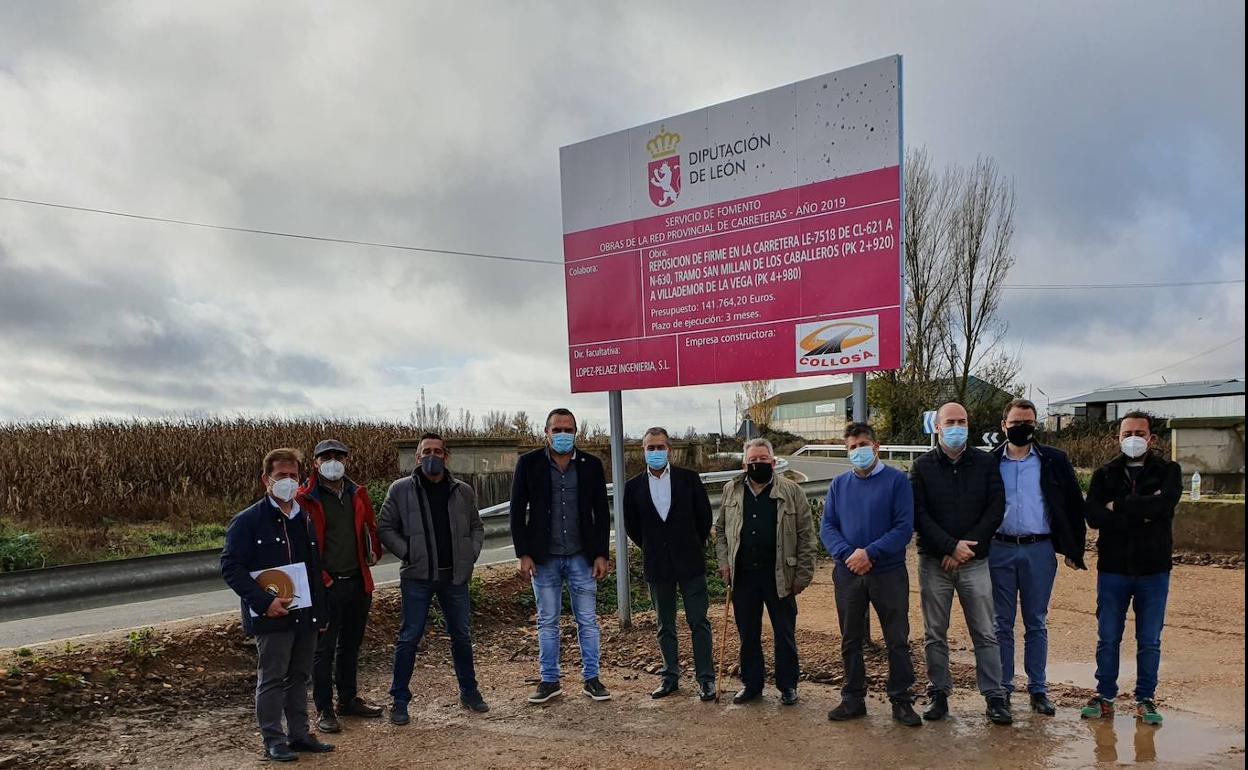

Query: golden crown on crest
left=646, top=125, right=681, bottom=160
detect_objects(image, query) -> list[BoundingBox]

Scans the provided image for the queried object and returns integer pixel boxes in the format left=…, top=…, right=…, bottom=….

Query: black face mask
left=746, top=462, right=774, bottom=484
left=420, top=455, right=445, bottom=477
left=1006, top=424, right=1035, bottom=447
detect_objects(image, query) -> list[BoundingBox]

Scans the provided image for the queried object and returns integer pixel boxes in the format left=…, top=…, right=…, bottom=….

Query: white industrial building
left=1049, top=379, right=1245, bottom=424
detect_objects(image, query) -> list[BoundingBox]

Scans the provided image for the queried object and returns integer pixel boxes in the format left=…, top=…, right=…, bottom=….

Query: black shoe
left=339, top=697, right=384, bottom=718
left=316, top=710, right=340, bottom=734
left=265, top=744, right=298, bottom=762
left=651, top=679, right=680, bottom=699
left=388, top=703, right=410, bottom=726
left=1030, top=692, right=1056, bottom=716
left=460, top=692, right=490, bottom=713
left=528, top=681, right=562, bottom=704
left=698, top=681, right=717, bottom=702
left=732, top=688, right=762, bottom=705
left=986, top=697, right=1013, bottom=725
left=289, top=736, right=336, bottom=753
left=892, top=701, right=922, bottom=727
left=583, top=677, right=612, bottom=701
left=923, top=692, right=948, bottom=721
left=827, top=701, right=867, bottom=721
left=780, top=688, right=799, bottom=706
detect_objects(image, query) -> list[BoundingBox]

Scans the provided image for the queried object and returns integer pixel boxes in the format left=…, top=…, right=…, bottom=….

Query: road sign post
left=608, top=390, right=630, bottom=628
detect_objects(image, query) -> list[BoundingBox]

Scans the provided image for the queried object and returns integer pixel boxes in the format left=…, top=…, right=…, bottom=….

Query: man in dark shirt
left=297, top=439, right=384, bottom=734
left=1081, top=411, right=1181, bottom=726
left=714, top=438, right=816, bottom=705
left=509, top=408, right=613, bottom=705
left=378, top=433, right=488, bottom=723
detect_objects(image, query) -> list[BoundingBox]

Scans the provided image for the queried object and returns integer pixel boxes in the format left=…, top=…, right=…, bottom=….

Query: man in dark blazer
left=509, top=408, right=613, bottom=705
left=623, top=426, right=716, bottom=701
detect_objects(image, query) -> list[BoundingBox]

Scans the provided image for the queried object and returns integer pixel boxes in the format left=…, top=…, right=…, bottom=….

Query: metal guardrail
left=792, top=443, right=933, bottom=461
left=0, top=461, right=797, bottom=619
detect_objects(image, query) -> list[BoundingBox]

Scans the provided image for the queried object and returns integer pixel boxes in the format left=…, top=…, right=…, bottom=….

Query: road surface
left=0, top=456, right=849, bottom=650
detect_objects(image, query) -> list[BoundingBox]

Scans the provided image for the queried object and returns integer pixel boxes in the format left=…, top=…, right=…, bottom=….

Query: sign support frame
left=608, top=390, right=631, bottom=628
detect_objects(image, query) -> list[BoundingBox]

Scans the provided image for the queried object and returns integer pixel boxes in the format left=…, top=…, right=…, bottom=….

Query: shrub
left=0, top=528, right=47, bottom=572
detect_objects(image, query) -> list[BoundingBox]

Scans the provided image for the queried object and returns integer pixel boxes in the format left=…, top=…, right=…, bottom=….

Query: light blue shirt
left=647, top=465, right=672, bottom=521
left=998, top=446, right=1048, bottom=536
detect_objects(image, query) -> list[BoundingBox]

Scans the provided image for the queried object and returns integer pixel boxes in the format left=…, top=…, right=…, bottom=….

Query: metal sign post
left=852, top=373, right=867, bottom=422
left=608, top=390, right=631, bottom=628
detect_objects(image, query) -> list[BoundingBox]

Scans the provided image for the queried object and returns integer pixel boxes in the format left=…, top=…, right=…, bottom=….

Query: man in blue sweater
left=820, top=422, right=921, bottom=726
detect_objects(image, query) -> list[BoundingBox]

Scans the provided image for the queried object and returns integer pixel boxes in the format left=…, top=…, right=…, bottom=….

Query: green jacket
left=715, top=473, right=817, bottom=598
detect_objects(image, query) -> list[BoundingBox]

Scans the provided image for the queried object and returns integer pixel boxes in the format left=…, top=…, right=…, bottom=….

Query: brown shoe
left=339, top=697, right=384, bottom=718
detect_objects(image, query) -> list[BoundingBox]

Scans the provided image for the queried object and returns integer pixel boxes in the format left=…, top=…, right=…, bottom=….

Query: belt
left=330, top=572, right=360, bottom=581
left=994, top=533, right=1050, bottom=545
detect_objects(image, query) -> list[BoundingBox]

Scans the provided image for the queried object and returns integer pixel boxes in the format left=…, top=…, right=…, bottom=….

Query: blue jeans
left=1094, top=572, right=1170, bottom=701
left=389, top=578, right=478, bottom=705
left=533, top=554, right=600, bottom=682
left=990, top=539, right=1058, bottom=694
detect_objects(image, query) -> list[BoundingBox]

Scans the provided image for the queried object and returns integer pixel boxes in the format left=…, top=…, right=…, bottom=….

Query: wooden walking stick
left=715, top=581, right=733, bottom=702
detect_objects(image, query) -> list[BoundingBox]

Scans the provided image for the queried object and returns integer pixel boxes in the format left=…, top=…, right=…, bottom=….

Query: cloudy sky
left=0, top=1, right=1243, bottom=434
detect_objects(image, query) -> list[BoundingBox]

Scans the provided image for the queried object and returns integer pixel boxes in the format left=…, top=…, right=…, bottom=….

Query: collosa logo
left=646, top=125, right=681, bottom=208
left=795, top=315, right=879, bottom=373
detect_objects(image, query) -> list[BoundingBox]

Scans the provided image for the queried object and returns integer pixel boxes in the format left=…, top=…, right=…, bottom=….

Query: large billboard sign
left=559, top=55, right=902, bottom=393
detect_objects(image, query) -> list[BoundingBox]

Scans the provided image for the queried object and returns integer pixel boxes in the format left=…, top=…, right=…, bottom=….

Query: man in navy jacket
left=509, top=408, right=612, bottom=705
left=221, top=448, right=332, bottom=762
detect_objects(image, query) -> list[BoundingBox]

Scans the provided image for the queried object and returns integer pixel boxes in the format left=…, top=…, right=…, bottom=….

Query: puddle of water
left=1047, top=711, right=1242, bottom=768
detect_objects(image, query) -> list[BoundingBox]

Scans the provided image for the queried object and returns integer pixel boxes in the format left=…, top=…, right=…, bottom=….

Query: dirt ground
left=0, top=552, right=1243, bottom=769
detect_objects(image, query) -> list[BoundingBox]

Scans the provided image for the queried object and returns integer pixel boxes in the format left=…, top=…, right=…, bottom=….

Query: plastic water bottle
left=1190, top=471, right=1202, bottom=501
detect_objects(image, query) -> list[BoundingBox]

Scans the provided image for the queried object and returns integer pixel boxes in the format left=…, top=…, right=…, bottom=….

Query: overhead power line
left=1002, top=279, right=1244, bottom=290
left=0, top=195, right=560, bottom=266
left=1, top=195, right=1244, bottom=290
left=1051, top=334, right=1246, bottom=403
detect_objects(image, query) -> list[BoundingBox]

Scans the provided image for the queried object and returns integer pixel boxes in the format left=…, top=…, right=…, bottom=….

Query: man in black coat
left=623, top=427, right=716, bottom=701
left=1080, top=411, right=1182, bottom=726
left=989, top=398, right=1087, bottom=718
left=910, top=402, right=1011, bottom=726
left=509, top=408, right=613, bottom=705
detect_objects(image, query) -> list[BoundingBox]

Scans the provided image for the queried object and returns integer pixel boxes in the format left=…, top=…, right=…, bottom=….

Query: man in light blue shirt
left=990, top=398, right=1087, bottom=718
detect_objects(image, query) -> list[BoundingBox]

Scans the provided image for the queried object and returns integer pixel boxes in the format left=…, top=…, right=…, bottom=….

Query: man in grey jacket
left=378, top=432, right=487, bottom=723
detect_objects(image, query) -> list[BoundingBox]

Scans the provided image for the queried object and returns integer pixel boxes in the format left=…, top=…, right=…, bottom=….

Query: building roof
left=1051, top=379, right=1245, bottom=407
left=766, top=382, right=853, bottom=407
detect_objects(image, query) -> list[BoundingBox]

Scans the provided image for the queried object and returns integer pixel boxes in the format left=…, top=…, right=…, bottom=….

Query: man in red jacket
left=297, top=439, right=384, bottom=734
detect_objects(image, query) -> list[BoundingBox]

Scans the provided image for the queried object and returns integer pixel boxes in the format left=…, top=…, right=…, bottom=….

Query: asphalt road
left=0, top=457, right=850, bottom=651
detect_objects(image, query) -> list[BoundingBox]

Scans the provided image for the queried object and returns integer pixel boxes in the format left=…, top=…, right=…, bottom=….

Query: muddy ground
left=0, top=551, right=1243, bottom=769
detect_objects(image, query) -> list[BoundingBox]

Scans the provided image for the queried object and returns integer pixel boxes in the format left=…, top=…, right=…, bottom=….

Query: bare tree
left=482, top=410, right=511, bottom=436
left=943, top=156, right=1018, bottom=405
left=511, top=410, right=535, bottom=439
left=903, top=146, right=958, bottom=383
left=454, top=408, right=476, bottom=435
left=739, top=380, right=776, bottom=429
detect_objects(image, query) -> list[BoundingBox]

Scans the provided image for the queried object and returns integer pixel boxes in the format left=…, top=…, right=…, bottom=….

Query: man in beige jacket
left=716, top=438, right=817, bottom=705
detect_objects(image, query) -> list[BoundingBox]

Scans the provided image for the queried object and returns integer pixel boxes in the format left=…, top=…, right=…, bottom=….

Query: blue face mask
left=941, top=425, right=969, bottom=449
left=848, top=445, right=876, bottom=470
left=645, top=449, right=669, bottom=470
left=550, top=432, right=575, bottom=454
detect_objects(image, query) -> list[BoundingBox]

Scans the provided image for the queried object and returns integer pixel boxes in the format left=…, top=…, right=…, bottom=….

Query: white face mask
left=318, top=460, right=345, bottom=481
left=1120, top=436, right=1149, bottom=459
left=270, top=477, right=299, bottom=502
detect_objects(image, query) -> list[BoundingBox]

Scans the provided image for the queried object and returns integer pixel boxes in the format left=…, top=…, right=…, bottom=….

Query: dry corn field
left=0, top=418, right=523, bottom=528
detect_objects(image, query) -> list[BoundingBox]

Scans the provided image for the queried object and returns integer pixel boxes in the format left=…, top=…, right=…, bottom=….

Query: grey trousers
left=918, top=555, right=1004, bottom=699
left=649, top=574, right=715, bottom=685
left=832, top=563, right=915, bottom=704
left=255, top=628, right=317, bottom=749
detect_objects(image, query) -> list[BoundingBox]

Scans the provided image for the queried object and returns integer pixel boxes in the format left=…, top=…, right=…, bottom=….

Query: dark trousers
left=313, top=576, right=372, bottom=713
left=1095, top=571, right=1170, bottom=701
left=389, top=577, right=478, bottom=705
left=649, top=574, right=715, bottom=685
left=255, top=628, right=317, bottom=749
left=732, top=567, right=799, bottom=692
left=832, top=563, right=915, bottom=704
